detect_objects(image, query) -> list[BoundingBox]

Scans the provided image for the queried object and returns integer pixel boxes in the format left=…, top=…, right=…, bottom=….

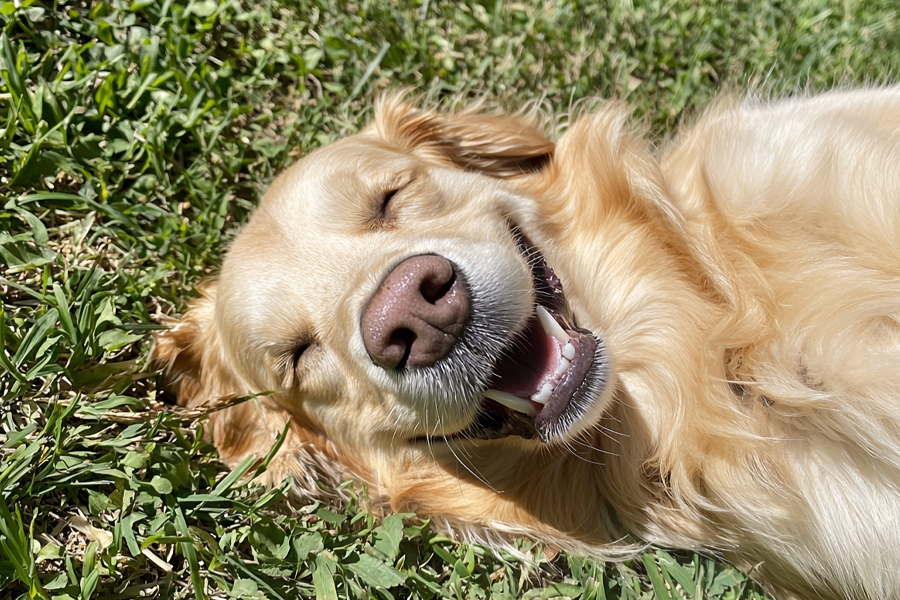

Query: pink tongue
left=489, top=315, right=560, bottom=398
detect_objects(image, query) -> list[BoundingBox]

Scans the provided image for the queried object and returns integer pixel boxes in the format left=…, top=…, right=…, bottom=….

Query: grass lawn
left=1, top=0, right=898, bottom=598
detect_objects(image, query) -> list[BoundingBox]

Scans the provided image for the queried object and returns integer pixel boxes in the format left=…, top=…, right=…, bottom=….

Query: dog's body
left=155, top=88, right=900, bottom=600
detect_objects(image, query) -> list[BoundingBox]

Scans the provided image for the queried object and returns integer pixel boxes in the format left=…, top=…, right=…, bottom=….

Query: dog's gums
left=155, top=89, right=900, bottom=600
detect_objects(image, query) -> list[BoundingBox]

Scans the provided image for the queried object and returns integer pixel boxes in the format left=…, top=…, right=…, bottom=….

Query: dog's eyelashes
left=381, top=188, right=400, bottom=221
left=372, top=172, right=416, bottom=225
left=292, top=342, right=311, bottom=369
left=275, top=340, right=313, bottom=388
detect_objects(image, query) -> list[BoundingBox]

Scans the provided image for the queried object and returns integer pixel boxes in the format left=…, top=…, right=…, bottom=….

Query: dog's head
left=154, top=96, right=676, bottom=537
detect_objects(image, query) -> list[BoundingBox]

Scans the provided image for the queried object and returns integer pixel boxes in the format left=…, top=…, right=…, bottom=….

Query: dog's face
left=155, top=98, right=654, bottom=531
left=216, top=130, right=612, bottom=441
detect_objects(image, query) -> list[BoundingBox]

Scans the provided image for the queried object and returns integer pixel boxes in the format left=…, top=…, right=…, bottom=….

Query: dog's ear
left=375, top=95, right=554, bottom=178
left=152, top=283, right=260, bottom=464
left=153, top=283, right=270, bottom=457
left=152, top=283, right=232, bottom=408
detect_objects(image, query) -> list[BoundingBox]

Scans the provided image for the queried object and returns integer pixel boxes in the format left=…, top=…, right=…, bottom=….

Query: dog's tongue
left=485, top=306, right=575, bottom=415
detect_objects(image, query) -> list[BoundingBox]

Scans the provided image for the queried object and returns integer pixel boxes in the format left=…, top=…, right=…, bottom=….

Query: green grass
left=1, top=0, right=898, bottom=598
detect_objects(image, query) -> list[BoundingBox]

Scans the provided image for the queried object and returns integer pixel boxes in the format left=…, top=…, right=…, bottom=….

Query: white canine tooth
left=530, top=382, right=554, bottom=404
left=535, top=305, right=569, bottom=343
left=555, top=358, right=571, bottom=378
left=484, top=389, right=537, bottom=415
left=563, top=342, right=576, bottom=360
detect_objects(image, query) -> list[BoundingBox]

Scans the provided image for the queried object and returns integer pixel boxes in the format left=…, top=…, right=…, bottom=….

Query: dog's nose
left=362, top=255, right=471, bottom=369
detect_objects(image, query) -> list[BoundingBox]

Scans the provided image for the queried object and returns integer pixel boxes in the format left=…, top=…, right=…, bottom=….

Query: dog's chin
left=406, top=230, right=613, bottom=446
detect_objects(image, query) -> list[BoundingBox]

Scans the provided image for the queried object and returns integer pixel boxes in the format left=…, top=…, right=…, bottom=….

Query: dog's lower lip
left=533, top=330, right=597, bottom=435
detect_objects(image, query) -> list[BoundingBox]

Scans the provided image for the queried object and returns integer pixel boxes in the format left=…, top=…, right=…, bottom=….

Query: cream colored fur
left=154, top=88, right=900, bottom=600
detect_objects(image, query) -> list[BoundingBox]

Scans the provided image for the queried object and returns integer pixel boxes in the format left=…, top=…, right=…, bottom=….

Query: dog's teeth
left=555, top=358, right=571, bottom=378
left=484, top=389, right=537, bottom=415
left=536, top=305, right=569, bottom=343
left=563, top=342, right=575, bottom=360
left=531, top=383, right=553, bottom=404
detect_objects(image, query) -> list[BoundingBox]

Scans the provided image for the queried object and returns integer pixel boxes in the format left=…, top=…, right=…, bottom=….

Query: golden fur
left=154, top=88, right=900, bottom=600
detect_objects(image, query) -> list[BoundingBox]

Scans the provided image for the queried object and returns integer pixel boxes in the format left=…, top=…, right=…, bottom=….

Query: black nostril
left=420, top=271, right=456, bottom=304
left=389, top=329, right=415, bottom=370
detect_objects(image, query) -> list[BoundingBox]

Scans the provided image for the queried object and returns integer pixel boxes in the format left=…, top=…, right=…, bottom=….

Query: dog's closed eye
left=277, top=339, right=313, bottom=387
left=373, top=173, right=416, bottom=225
left=380, top=188, right=400, bottom=221
left=272, top=336, right=315, bottom=390
left=292, top=342, right=311, bottom=369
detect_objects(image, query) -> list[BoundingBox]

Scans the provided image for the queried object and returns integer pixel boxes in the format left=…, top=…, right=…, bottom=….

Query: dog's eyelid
left=383, top=188, right=399, bottom=203
left=381, top=188, right=399, bottom=211
left=292, top=342, right=312, bottom=366
left=378, top=173, right=415, bottom=221
left=281, top=338, right=314, bottom=376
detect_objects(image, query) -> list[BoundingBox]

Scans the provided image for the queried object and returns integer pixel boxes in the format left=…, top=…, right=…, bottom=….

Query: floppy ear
left=153, top=282, right=264, bottom=465
left=375, top=95, right=554, bottom=178
left=153, top=283, right=226, bottom=408
left=153, top=285, right=355, bottom=499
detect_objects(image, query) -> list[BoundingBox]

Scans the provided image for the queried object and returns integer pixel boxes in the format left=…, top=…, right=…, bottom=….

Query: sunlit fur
left=154, top=88, right=900, bottom=600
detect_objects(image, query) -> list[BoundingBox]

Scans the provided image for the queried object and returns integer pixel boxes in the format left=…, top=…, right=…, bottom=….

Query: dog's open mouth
left=455, top=232, right=610, bottom=444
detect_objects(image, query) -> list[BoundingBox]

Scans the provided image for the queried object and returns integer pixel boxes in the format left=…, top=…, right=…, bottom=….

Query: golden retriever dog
left=154, top=87, right=900, bottom=600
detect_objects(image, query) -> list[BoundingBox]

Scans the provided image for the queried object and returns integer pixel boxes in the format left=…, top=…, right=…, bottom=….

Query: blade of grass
left=349, top=42, right=390, bottom=100
left=642, top=553, right=674, bottom=600
left=0, top=496, right=48, bottom=599
left=174, top=505, right=208, bottom=600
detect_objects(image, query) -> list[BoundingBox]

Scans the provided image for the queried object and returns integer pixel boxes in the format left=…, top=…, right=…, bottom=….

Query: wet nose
left=362, top=255, right=471, bottom=369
